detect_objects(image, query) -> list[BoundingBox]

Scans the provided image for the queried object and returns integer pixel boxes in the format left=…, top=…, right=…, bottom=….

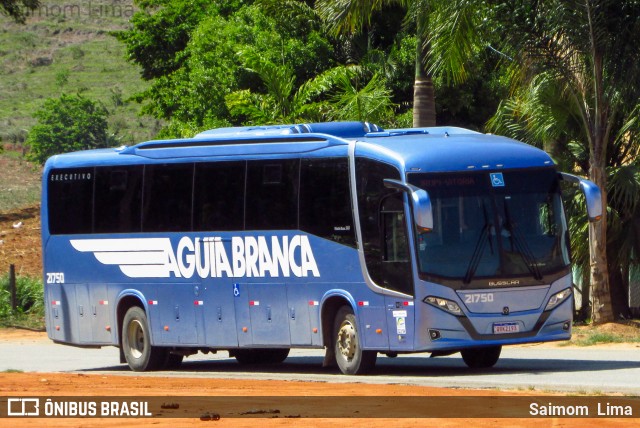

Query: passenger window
left=94, top=166, right=143, bottom=233
left=193, top=161, right=245, bottom=231
left=245, top=159, right=299, bottom=230
left=142, top=164, right=194, bottom=232
left=299, top=158, right=356, bottom=247
left=47, top=168, right=94, bottom=235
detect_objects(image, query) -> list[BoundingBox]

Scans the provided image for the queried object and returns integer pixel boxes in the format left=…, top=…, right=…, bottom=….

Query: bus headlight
left=545, top=288, right=572, bottom=311
left=423, top=296, right=463, bottom=316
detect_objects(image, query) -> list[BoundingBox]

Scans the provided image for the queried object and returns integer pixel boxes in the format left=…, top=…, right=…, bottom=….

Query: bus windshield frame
left=408, top=167, right=571, bottom=290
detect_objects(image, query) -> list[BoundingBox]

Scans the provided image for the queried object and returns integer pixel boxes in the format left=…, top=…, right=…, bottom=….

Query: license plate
left=493, top=322, right=520, bottom=334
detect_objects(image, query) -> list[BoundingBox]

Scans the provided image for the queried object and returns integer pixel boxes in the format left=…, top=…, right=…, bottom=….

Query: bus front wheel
left=122, top=306, right=165, bottom=371
left=333, top=306, right=376, bottom=375
left=461, top=346, right=502, bottom=369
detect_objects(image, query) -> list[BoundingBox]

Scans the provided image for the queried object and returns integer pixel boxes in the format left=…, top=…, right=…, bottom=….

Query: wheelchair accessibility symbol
left=233, top=284, right=240, bottom=297
left=490, top=172, right=505, bottom=187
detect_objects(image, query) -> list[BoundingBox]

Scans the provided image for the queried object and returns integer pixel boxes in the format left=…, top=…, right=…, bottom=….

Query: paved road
left=2, top=339, right=639, bottom=394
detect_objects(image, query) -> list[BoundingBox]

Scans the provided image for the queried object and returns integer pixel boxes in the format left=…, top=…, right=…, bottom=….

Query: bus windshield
left=408, top=168, right=570, bottom=287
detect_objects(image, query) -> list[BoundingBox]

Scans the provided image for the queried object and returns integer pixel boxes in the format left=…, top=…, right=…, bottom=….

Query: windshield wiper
left=463, top=204, right=494, bottom=284
left=503, top=201, right=543, bottom=281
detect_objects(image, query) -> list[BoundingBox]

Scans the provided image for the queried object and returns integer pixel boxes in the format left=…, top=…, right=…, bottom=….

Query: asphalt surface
left=1, top=339, right=639, bottom=394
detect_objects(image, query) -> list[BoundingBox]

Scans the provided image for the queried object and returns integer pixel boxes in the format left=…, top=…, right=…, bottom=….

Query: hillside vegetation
left=0, top=0, right=161, bottom=149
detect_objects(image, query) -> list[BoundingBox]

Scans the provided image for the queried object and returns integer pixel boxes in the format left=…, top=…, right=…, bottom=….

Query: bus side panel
left=385, top=296, right=415, bottom=351
left=90, top=284, right=113, bottom=344
left=307, top=292, right=322, bottom=347
left=356, top=294, right=389, bottom=350
left=57, top=284, right=80, bottom=344
left=233, top=284, right=252, bottom=347
left=74, top=284, right=92, bottom=344
left=194, top=279, right=238, bottom=347
left=286, top=283, right=313, bottom=346
left=248, top=283, right=290, bottom=346
left=146, top=283, right=199, bottom=346
left=45, top=283, right=68, bottom=343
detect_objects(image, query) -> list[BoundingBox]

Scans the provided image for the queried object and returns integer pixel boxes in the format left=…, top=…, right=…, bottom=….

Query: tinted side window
left=193, top=161, right=245, bottom=231
left=300, top=158, right=355, bottom=247
left=94, top=166, right=143, bottom=233
left=142, top=164, right=194, bottom=232
left=355, top=158, right=412, bottom=293
left=47, top=168, right=94, bottom=234
left=245, top=159, right=299, bottom=230
left=380, top=192, right=413, bottom=294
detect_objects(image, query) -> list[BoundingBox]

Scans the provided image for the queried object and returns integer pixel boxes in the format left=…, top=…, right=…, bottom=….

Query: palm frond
left=427, top=0, right=483, bottom=85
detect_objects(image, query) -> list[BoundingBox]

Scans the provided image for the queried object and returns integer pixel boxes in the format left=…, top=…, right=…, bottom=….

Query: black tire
left=234, top=348, right=290, bottom=364
left=461, top=346, right=502, bottom=369
left=333, top=306, right=376, bottom=375
left=121, top=306, right=165, bottom=371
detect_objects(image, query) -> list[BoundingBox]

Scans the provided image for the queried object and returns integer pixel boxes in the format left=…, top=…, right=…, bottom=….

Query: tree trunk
left=609, top=263, right=630, bottom=320
left=589, top=164, right=614, bottom=324
left=412, top=8, right=436, bottom=128
left=413, top=77, right=436, bottom=127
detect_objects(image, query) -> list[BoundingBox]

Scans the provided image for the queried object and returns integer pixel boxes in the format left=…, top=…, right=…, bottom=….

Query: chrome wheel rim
left=127, top=319, right=145, bottom=359
left=337, top=320, right=356, bottom=360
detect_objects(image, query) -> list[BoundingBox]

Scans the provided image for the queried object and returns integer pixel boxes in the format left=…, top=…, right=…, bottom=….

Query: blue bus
left=41, top=121, right=601, bottom=374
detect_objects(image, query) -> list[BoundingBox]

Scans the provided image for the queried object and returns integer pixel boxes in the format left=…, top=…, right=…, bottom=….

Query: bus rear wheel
left=122, top=306, right=165, bottom=371
left=461, top=346, right=502, bottom=369
left=234, top=348, right=290, bottom=364
left=333, top=306, right=376, bottom=375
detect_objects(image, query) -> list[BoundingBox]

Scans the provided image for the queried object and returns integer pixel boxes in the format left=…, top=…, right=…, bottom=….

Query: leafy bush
left=25, top=94, right=112, bottom=165
left=0, top=274, right=44, bottom=328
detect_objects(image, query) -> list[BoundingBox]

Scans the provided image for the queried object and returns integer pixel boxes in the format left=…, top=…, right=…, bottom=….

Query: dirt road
left=1, top=330, right=639, bottom=427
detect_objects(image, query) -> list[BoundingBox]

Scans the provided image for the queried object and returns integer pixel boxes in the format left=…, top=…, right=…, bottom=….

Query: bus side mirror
left=383, top=179, right=434, bottom=231
left=559, top=172, right=603, bottom=222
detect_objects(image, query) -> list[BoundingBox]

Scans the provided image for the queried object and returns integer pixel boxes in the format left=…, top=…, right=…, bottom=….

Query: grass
left=0, top=154, right=41, bottom=212
left=0, top=274, right=45, bottom=330
left=565, top=321, right=640, bottom=346
left=570, top=332, right=640, bottom=346
left=0, top=0, right=162, bottom=149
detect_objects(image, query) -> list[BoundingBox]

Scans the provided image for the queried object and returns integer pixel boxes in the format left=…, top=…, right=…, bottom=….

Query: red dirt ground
left=0, top=330, right=639, bottom=427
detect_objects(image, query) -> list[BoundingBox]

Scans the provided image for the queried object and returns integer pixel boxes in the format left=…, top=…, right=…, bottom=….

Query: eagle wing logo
left=70, top=238, right=174, bottom=278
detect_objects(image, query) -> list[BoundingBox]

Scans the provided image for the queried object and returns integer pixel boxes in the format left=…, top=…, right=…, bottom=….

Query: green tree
left=485, top=1, right=640, bottom=323
left=119, top=1, right=335, bottom=136
left=26, top=94, right=112, bottom=165
left=316, top=0, right=436, bottom=126
left=226, top=59, right=396, bottom=125
left=114, top=0, right=215, bottom=80
left=1, top=0, right=39, bottom=23
left=327, top=67, right=396, bottom=123
left=317, top=0, right=487, bottom=127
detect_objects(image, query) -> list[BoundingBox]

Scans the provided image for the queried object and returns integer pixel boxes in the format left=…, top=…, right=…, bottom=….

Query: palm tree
left=225, top=56, right=396, bottom=125
left=485, top=1, right=640, bottom=322
left=316, top=0, right=436, bottom=127
left=316, top=0, right=489, bottom=127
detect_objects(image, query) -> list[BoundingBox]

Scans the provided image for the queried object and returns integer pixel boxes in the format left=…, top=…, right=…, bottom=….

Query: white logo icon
left=7, top=398, right=40, bottom=416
